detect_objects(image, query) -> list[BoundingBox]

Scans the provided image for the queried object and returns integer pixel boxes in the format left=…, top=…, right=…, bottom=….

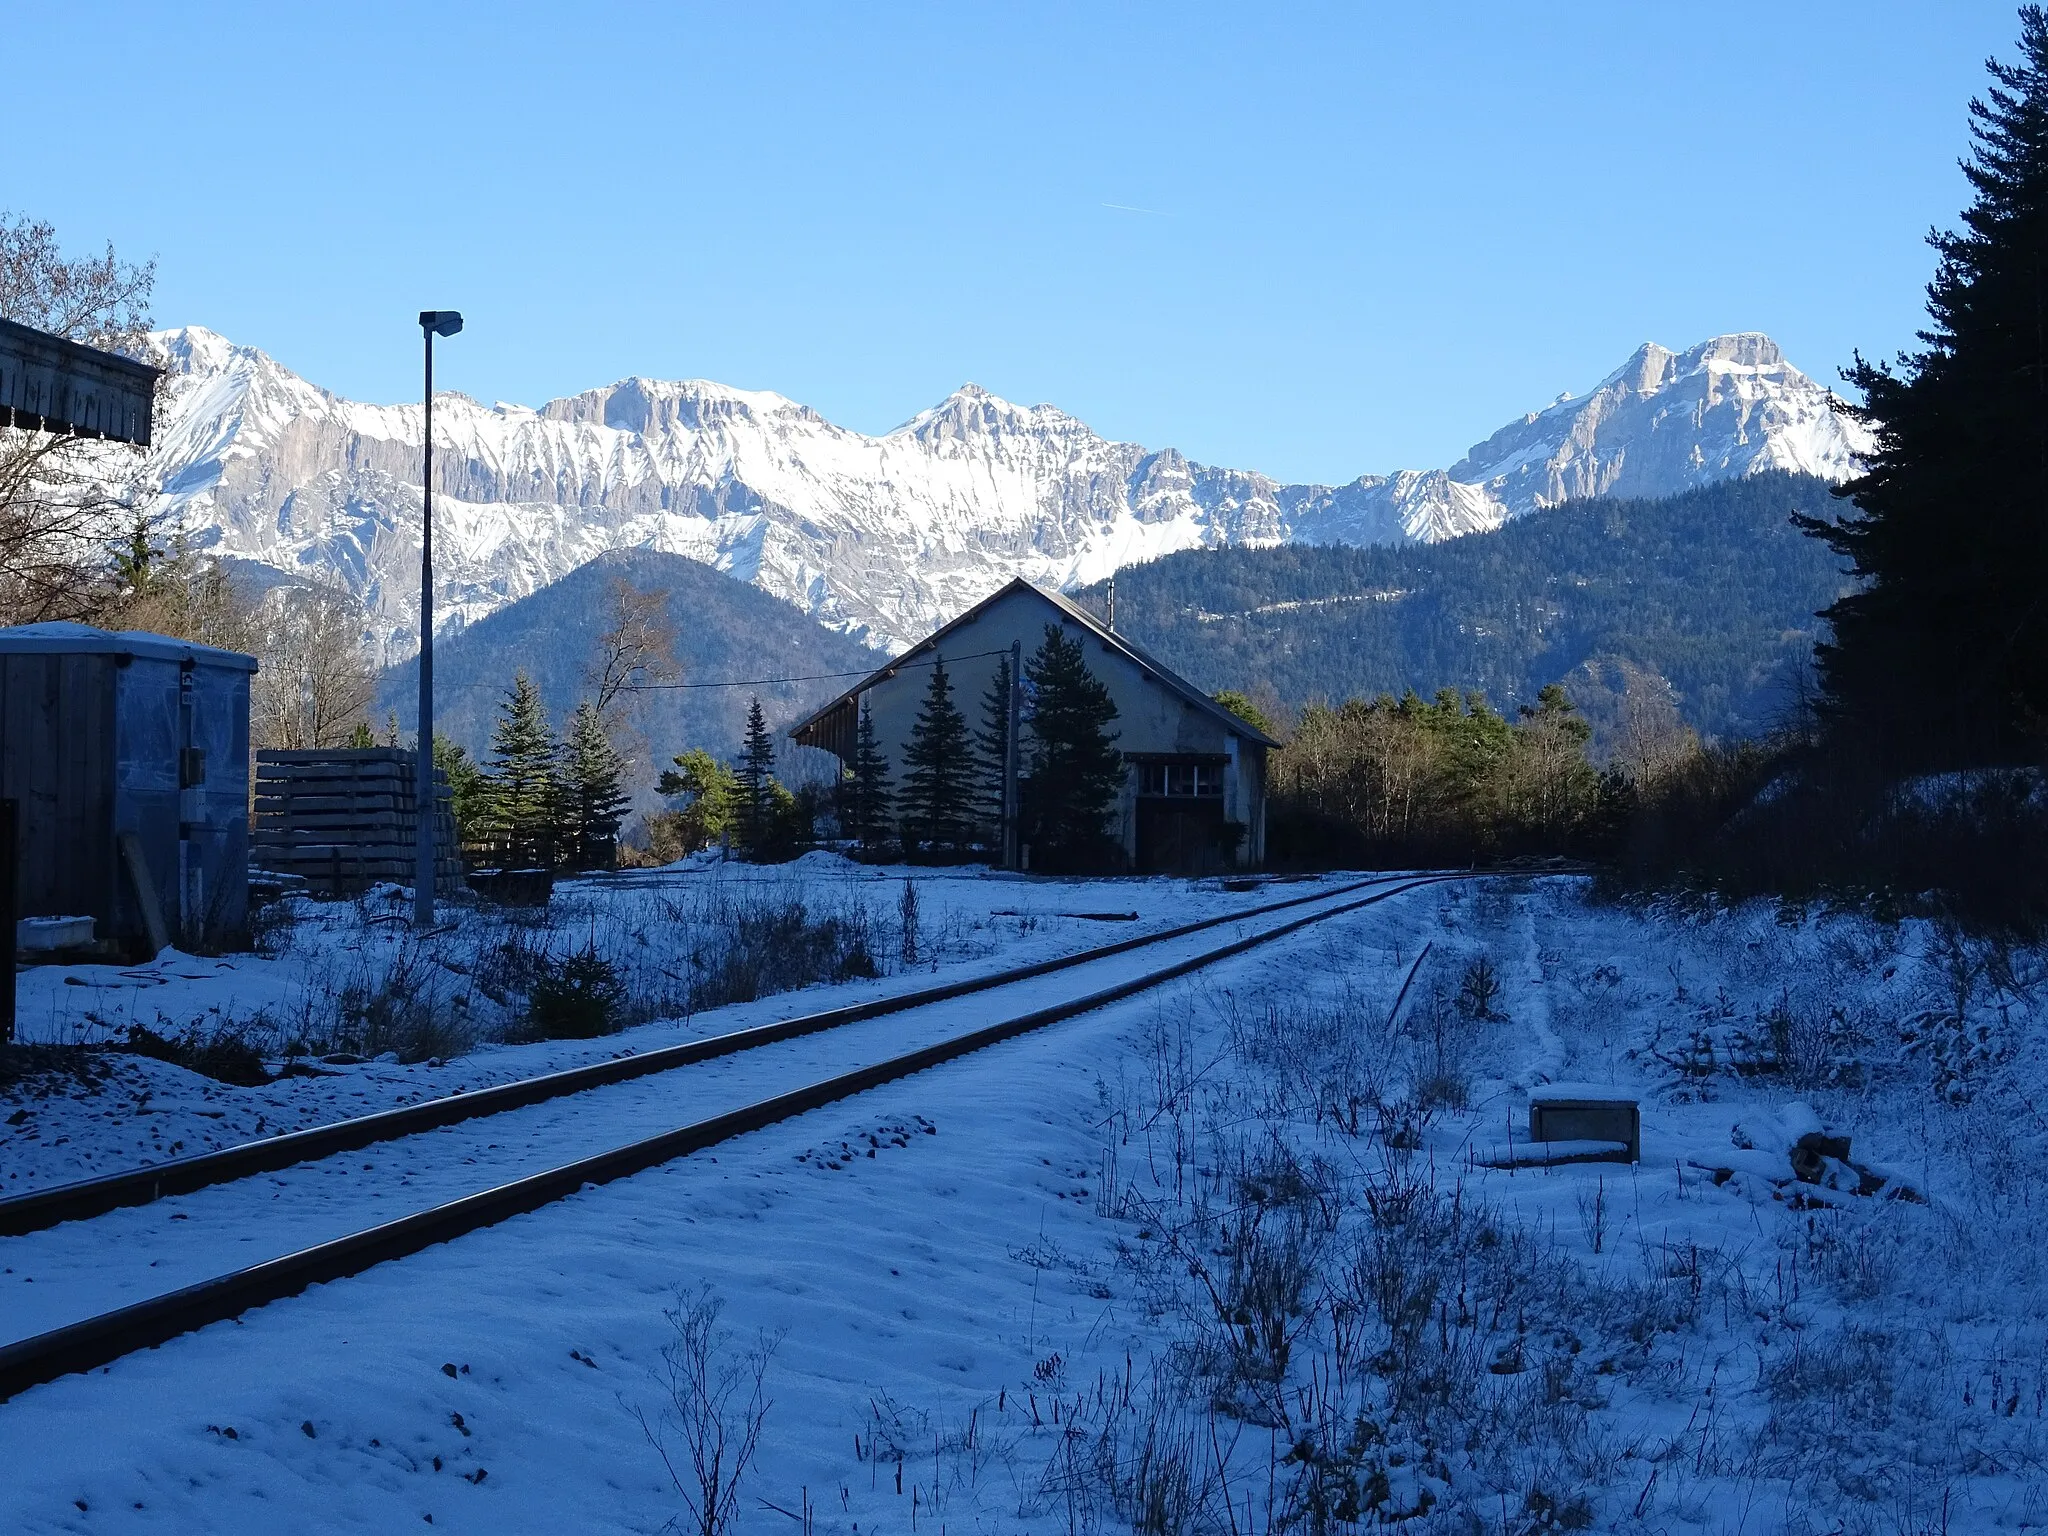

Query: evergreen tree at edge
left=1799, top=8, right=2048, bottom=764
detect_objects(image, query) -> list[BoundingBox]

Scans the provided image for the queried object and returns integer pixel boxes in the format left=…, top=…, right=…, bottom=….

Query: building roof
left=0, top=317, right=159, bottom=446
left=788, top=577, right=1280, bottom=749
left=0, top=622, right=259, bottom=671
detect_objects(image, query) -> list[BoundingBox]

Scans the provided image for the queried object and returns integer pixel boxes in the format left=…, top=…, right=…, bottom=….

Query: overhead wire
left=618, top=647, right=1012, bottom=693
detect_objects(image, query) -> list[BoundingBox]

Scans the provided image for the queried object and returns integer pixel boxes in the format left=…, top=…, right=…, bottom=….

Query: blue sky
left=3, top=2, right=2022, bottom=483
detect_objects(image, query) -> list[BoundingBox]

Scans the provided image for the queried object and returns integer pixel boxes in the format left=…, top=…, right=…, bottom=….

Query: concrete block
left=1529, top=1082, right=1639, bottom=1163
left=17, top=915, right=95, bottom=952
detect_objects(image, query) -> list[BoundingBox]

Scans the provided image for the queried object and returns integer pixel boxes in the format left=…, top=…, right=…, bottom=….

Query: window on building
left=1137, top=760, right=1223, bottom=797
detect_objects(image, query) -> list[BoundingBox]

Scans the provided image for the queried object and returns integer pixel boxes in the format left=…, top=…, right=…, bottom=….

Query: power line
left=620, top=647, right=1012, bottom=693
left=397, top=648, right=1010, bottom=697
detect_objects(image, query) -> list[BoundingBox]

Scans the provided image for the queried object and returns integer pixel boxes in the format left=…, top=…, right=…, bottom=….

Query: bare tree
left=0, top=212, right=163, bottom=625
left=251, top=584, right=379, bottom=749
left=586, top=576, right=680, bottom=719
left=102, top=516, right=261, bottom=654
left=1609, top=660, right=1698, bottom=787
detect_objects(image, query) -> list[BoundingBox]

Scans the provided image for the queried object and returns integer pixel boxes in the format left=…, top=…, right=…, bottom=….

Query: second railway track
left=0, top=871, right=1470, bottom=1403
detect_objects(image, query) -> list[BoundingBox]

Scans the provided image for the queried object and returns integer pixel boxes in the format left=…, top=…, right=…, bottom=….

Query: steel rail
left=0, top=875, right=1403, bottom=1238
left=0, top=873, right=1462, bottom=1404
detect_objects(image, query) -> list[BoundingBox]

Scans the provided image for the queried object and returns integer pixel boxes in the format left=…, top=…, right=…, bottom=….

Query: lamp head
left=419, top=310, right=464, bottom=338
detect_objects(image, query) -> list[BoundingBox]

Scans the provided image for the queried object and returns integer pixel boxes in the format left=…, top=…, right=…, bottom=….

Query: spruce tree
left=487, top=671, right=561, bottom=868
left=1021, top=625, right=1124, bottom=871
left=900, top=656, right=974, bottom=859
left=735, top=695, right=778, bottom=856
left=973, top=656, right=1012, bottom=846
left=561, top=700, right=631, bottom=869
left=843, top=699, right=896, bottom=859
left=433, top=734, right=490, bottom=852
left=1800, top=9, right=2048, bottom=763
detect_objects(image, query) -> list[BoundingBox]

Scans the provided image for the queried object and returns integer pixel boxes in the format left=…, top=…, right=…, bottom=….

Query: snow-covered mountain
left=144, top=327, right=1868, bottom=654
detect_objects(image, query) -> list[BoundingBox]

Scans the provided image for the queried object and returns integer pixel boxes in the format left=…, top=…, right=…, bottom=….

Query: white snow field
left=1, top=870, right=2043, bottom=1532
left=5, top=858, right=1350, bottom=1196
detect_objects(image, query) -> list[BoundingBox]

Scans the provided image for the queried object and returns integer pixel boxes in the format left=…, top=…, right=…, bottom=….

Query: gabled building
left=791, top=578, right=1276, bottom=872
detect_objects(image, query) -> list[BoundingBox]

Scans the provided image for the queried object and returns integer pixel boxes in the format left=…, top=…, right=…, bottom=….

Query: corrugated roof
left=0, top=622, right=259, bottom=671
left=788, top=578, right=1279, bottom=749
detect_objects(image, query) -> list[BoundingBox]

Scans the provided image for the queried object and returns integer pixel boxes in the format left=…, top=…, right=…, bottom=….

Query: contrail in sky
left=1100, top=202, right=1170, bottom=216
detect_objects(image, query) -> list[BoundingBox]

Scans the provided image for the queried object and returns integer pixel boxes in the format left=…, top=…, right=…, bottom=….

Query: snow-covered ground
left=4, top=856, right=1341, bottom=1196
left=2, top=873, right=2044, bottom=1532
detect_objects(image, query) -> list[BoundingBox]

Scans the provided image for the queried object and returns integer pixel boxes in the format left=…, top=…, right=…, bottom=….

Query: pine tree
left=1021, top=625, right=1124, bottom=871
left=433, top=734, right=490, bottom=852
left=735, top=695, right=778, bottom=856
left=842, top=699, right=896, bottom=859
left=487, top=670, right=561, bottom=868
left=1212, top=689, right=1276, bottom=738
left=561, top=700, right=631, bottom=869
left=656, top=747, right=740, bottom=854
left=973, top=656, right=1012, bottom=846
left=1800, top=9, right=2048, bottom=763
left=900, top=656, right=974, bottom=859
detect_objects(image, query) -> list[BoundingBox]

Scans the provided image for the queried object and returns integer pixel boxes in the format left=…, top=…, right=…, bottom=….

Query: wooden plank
left=254, top=816, right=419, bottom=833
left=257, top=748, right=413, bottom=764
left=254, top=799, right=410, bottom=815
left=253, top=847, right=399, bottom=859
left=254, top=846, right=461, bottom=864
left=254, top=765, right=410, bottom=779
left=117, top=832, right=171, bottom=957
left=267, top=820, right=421, bottom=834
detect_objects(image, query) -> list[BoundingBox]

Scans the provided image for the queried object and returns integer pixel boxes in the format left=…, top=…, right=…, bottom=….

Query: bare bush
left=635, top=1289, right=782, bottom=1536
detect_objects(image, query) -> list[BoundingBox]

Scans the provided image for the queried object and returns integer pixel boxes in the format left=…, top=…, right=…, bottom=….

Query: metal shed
left=0, top=623, right=256, bottom=956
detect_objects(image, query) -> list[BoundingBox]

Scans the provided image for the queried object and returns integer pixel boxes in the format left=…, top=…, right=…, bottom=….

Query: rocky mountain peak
left=139, top=327, right=1870, bottom=655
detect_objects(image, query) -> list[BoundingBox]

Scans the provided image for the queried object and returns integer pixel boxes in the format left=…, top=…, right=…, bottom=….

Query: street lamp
left=415, top=309, right=463, bottom=928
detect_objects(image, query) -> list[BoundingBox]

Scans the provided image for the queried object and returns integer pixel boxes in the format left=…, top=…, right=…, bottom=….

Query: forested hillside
left=1078, top=472, right=1852, bottom=741
left=378, top=549, right=883, bottom=769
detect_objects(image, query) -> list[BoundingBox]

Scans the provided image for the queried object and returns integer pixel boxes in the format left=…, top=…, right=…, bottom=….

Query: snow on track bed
left=3, top=864, right=1354, bottom=1197
left=21, top=876, right=2017, bottom=1532
left=0, top=886, right=1456, bottom=1536
left=0, top=879, right=1425, bottom=1350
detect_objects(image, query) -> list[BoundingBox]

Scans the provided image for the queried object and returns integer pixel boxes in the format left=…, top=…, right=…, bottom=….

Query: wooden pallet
left=252, top=748, right=465, bottom=897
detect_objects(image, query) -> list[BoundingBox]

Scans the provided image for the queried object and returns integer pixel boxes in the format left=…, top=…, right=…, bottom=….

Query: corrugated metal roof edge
left=0, top=622, right=259, bottom=671
left=788, top=578, right=1279, bottom=750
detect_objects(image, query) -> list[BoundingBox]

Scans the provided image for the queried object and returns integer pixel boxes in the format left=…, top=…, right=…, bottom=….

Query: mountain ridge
left=140, top=327, right=1869, bottom=654
left=1076, top=470, right=1852, bottom=746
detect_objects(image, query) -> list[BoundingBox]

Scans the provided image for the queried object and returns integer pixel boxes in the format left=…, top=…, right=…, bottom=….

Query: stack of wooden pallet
left=252, top=748, right=465, bottom=897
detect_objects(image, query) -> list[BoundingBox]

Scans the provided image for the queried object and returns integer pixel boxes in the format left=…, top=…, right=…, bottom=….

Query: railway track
left=0, top=873, right=1387, bottom=1239
left=0, top=871, right=1467, bottom=1404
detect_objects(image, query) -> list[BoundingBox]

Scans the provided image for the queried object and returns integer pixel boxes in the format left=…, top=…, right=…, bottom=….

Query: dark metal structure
left=1, top=798, right=15, bottom=1044
left=0, top=317, right=158, bottom=445
left=0, top=624, right=256, bottom=956
left=415, top=309, right=463, bottom=927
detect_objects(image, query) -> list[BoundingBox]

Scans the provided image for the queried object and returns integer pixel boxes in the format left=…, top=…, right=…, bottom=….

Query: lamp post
left=415, top=309, right=463, bottom=928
